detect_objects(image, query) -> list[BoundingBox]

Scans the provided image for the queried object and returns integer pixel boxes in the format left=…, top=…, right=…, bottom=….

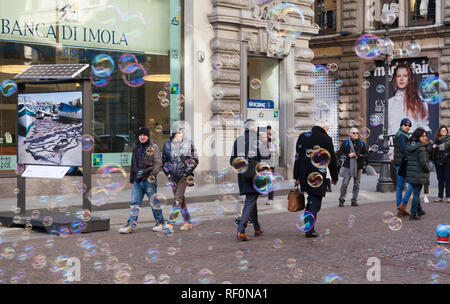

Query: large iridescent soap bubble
left=419, top=76, right=448, bottom=104
left=265, top=3, right=305, bottom=42
left=355, top=34, right=381, bottom=59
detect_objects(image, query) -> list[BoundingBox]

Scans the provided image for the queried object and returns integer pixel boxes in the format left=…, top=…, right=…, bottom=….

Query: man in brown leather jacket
left=119, top=127, right=164, bottom=234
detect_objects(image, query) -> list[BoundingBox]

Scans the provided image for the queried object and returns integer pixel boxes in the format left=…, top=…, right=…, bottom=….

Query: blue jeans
left=395, top=166, right=413, bottom=207
left=411, top=184, right=424, bottom=216
left=127, top=179, right=165, bottom=226
left=238, top=193, right=260, bottom=233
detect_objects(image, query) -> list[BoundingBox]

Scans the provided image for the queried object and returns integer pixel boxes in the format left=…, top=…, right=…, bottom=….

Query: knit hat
left=137, top=127, right=150, bottom=137
left=400, top=118, right=411, bottom=127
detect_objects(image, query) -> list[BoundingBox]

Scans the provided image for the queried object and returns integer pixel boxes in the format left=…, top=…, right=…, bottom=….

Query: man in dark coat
left=336, top=127, right=369, bottom=207
left=294, top=121, right=338, bottom=238
left=230, top=119, right=270, bottom=241
left=119, top=127, right=164, bottom=234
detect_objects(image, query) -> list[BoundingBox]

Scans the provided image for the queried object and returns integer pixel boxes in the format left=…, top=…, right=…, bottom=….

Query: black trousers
left=305, top=194, right=323, bottom=234
left=436, top=163, right=450, bottom=198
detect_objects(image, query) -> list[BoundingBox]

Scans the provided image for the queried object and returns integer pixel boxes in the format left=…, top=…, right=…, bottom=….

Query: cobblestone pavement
left=0, top=197, right=449, bottom=284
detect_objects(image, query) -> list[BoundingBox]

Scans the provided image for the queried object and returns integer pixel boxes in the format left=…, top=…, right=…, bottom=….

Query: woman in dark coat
left=431, top=126, right=450, bottom=203
left=405, top=128, right=430, bottom=220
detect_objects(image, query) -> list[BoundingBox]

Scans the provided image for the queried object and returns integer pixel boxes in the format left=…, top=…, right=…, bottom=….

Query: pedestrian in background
left=394, top=118, right=413, bottom=217
left=294, top=121, right=338, bottom=238
left=264, top=125, right=280, bottom=205
left=162, top=125, right=199, bottom=233
left=119, top=127, right=164, bottom=234
left=337, top=127, right=369, bottom=207
left=405, top=127, right=429, bottom=220
left=431, top=126, right=450, bottom=203
left=230, top=119, right=267, bottom=241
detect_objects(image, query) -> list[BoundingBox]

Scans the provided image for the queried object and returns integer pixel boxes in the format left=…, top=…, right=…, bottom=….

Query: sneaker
left=119, top=225, right=135, bottom=234
left=423, top=196, right=430, bottom=204
left=234, top=218, right=241, bottom=227
left=163, top=224, right=174, bottom=233
left=447, top=198, right=450, bottom=203
left=180, top=223, right=193, bottom=231
left=266, top=200, right=273, bottom=205
left=434, top=198, right=444, bottom=203
left=152, top=224, right=164, bottom=232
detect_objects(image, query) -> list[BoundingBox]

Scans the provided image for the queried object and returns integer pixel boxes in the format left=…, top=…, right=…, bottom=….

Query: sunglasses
left=352, top=132, right=359, bottom=134
left=404, top=124, right=411, bottom=127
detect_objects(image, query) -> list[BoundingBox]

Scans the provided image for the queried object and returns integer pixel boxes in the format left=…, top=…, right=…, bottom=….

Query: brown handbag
left=287, top=186, right=305, bottom=212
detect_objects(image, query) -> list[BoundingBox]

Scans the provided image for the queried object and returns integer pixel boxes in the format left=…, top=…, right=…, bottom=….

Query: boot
left=351, top=201, right=359, bottom=207
left=397, top=210, right=407, bottom=217
left=397, top=204, right=410, bottom=216
left=338, top=199, right=344, bottom=207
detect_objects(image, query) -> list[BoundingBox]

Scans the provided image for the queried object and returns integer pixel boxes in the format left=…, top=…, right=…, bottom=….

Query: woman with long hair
left=431, top=126, right=450, bottom=203
left=388, top=63, right=431, bottom=136
left=405, top=127, right=430, bottom=220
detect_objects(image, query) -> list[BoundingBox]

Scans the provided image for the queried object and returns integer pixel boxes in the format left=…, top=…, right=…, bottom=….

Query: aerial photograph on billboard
left=17, top=91, right=83, bottom=166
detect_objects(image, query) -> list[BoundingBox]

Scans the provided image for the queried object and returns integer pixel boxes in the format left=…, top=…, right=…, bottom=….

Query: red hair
left=393, top=63, right=427, bottom=121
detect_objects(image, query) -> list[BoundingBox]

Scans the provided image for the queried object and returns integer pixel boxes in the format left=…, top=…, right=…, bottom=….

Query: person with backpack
left=336, top=127, right=369, bottom=207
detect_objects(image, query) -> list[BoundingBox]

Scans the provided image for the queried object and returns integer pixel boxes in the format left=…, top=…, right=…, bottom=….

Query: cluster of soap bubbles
left=382, top=211, right=403, bottom=231
left=91, top=53, right=147, bottom=88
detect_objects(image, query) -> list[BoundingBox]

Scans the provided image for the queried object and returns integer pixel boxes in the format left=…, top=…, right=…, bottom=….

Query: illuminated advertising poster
left=366, top=58, right=440, bottom=162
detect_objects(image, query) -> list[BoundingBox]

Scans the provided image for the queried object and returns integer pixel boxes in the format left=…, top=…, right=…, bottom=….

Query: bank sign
left=0, top=0, right=170, bottom=55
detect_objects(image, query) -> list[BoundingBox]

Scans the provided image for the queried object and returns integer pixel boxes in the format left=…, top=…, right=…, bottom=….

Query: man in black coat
left=230, top=119, right=270, bottom=241
left=294, top=122, right=339, bottom=238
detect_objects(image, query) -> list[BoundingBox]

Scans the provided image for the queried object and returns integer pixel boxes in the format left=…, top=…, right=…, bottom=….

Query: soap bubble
left=198, top=268, right=214, bottom=284
left=382, top=211, right=395, bottom=223
left=376, top=84, right=385, bottom=93
left=370, top=114, right=381, bottom=127
left=355, top=34, right=381, bottom=59
left=250, top=78, right=262, bottom=90
left=327, top=63, right=339, bottom=72
left=307, top=172, right=323, bottom=188
left=296, top=211, right=315, bottom=232
left=359, top=127, right=371, bottom=139
left=419, top=76, right=448, bottom=104
left=145, top=248, right=160, bottom=263
left=0, top=80, right=18, bottom=97
left=253, top=171, right=273, bottom=195
left=323, top=273, right=343, bottom=283
left=265, top=3, right=304, bottom=42
left=96, top=164, right=128, bottom=194
left=335, top=80, right=344, bottom=88
left=150, top=193, right=167, bottom=210
left=92, top=54, right=115, bottom=78
left=381, top=10, right=397, bottom=25
left=231, top=157, right=248, bottom=173
left=362, top=80, right=371, bottom=89
left=122, top=63, right=146, bottom=87
left=87, top=187, right=109, bottom=206
left=311, top=148, right=331, bottom=168
left=388, top=217, right=403, bottom=231
left=81, top=135, right=95, bottom=151
left=312, top=64, right=328, bottom=84
left=376, top=38, right=395, bottom=55
left=118, top=54, right=138, bottom=74
left=238, top=259, right=249, bottom=271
